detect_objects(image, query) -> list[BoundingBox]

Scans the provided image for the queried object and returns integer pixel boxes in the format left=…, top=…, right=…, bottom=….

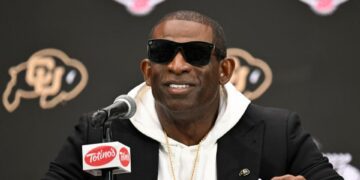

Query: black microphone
left=91, top=95, right=137, bottom=128
left=87, top=95, right=136, bottom=179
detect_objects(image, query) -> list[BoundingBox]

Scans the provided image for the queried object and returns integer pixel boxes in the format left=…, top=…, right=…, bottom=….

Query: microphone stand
left=93, top=110, right=114, bottom=180
left=102, top=119, right=114, bottom=180
left=91, top=95, right=136, bottom=179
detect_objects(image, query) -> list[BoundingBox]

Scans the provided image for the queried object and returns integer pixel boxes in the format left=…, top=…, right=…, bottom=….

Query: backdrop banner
left=1, top=0, right=359, bottom=179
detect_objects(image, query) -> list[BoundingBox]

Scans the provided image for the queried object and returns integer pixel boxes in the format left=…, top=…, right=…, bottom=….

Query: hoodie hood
left=127, top=82, right=250, bottom=146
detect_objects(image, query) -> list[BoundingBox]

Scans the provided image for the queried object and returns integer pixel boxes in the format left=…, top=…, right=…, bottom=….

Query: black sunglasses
left=147, top=39, right=224, bottom=66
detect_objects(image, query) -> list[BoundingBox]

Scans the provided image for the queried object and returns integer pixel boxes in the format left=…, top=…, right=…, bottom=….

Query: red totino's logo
left=85, top=146, right=117, bottom=166
left=119, top=147, right=130, bottom=167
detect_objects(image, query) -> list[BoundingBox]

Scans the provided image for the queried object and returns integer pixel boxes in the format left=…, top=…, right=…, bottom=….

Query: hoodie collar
left=127, top=82, right=250, bottom=146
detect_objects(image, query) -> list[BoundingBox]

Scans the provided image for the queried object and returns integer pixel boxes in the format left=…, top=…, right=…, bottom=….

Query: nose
left=167, top=51, right=191, bottom=74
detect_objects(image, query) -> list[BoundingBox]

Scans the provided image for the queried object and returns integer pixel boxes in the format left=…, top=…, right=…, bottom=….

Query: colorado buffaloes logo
left=324, top=153, right=360, bottom=179
left=2, top=48, right=88, bottom=112
left=227, top=48, right=272, bottom=100
left=300, top=0, right=348, bottom=16
left=114, top=0, right=165, bottom=16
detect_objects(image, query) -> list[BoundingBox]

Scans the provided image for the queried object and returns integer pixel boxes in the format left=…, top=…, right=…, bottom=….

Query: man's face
left=141, top=20, right=222, bottom=113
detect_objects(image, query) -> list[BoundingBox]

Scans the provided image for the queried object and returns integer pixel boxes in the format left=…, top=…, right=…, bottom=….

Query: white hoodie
left=127, top=82, right=250, bottom=180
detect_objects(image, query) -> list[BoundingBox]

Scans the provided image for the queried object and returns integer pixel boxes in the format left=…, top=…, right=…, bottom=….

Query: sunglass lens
left=148, top=40, right=175, bottom=64
left=183, top=42, right=213, bottom=66
left=148, top=40, right=214, bottom=66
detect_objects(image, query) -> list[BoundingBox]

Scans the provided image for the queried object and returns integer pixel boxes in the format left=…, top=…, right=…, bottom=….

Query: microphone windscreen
left=113, top=95, right=137, bottom=119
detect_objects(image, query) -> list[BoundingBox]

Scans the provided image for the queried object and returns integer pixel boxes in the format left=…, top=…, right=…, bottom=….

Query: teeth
left=169, top=84, right=189, bottom=88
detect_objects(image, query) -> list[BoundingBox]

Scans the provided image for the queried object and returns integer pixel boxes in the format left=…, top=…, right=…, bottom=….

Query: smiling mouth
left=166, top=83, right=193, bottom=95
left=169, top=84, right=190, bottom=88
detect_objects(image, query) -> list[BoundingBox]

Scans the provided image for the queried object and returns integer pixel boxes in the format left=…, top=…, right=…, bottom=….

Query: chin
left=164, top=101, right=195, bottom=112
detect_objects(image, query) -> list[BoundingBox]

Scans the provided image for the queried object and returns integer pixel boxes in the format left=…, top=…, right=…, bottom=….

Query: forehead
left=152, top=20, right=213, bottom=43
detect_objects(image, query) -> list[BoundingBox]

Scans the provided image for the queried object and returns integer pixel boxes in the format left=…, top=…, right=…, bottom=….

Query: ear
left=140, top=59, right=152, bottom=86
left=219, top=57, right=235, bottom=85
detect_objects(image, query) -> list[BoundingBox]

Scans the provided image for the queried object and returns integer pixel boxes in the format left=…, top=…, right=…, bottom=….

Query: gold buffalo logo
left=227, top=48, right=272, bottom=100
left=2, top=48, right=88, bottom=112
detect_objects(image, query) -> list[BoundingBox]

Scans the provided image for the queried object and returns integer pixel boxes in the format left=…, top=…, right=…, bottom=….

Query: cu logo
left=2, top=48, right=88, bottom=112
left=227, top=48, right=272, bottom=100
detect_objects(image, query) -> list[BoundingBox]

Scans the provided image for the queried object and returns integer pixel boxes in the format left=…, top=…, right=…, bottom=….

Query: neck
left=156, top=95, right=220, bottom=146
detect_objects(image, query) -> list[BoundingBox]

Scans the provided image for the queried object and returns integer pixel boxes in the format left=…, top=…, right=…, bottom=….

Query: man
left=43, top=10, right=342, bottom=180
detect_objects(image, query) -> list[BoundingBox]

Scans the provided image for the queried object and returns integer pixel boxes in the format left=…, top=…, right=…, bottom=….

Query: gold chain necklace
left=163, top=131, right=203, bottom=180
